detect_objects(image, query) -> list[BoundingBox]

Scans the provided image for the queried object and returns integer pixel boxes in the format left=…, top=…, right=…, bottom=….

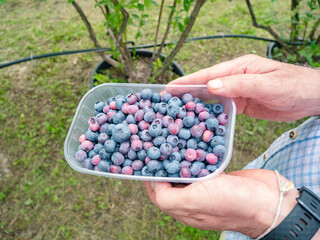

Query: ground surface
left=0, top=0, right=305, bottom=239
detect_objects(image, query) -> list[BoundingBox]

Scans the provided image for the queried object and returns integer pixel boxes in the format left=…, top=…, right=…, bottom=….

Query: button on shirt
left=224, top=117, right=320, bottom=240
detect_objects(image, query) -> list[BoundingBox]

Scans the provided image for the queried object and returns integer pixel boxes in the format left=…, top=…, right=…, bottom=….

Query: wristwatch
left=261, top=187, right=320, bottom=240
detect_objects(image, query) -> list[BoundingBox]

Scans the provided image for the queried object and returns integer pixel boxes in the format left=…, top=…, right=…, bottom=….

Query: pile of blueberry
left=75, top=88, right=228, bottom=178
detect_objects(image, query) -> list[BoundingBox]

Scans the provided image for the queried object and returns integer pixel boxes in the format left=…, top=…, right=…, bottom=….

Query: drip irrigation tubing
left=0, top=34, right=311, bottom=69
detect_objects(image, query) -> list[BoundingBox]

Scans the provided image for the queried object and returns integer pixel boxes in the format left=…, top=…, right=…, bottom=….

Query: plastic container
left=64, top=83, right=236, bottom=183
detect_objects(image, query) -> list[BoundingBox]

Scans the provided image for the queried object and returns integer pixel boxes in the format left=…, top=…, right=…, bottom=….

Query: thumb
left=207, top=74, right=268, bottom=99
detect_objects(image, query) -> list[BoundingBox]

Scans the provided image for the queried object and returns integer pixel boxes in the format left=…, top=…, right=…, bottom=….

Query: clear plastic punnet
left=64, top=83, right=236, bottom=183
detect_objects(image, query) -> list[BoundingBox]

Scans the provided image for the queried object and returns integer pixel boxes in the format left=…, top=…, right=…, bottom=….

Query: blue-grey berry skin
left=163, top=160, right=170, bottom=169
left=177, top=106, right=186, bottom=118
left=126, top=115, right=136, bottom=124
left=115, top=95, right=125, bottom=100
left=106, top=124, right=115, bottom=135
left=85, top=130, right=99, bottom=142
left=107, top=97, right=115, bottom=104
left=155, top=170, right=168, bottom=177
left=147, top=147, right=161, bottom=160
left=94, top=143, right=104, bottom=153
left=134, top=170, right=142, bottom=176
left=147, top=160, right=163, bottom=173
left=136, top=149, right=146, bottom=161
left=205, top=104, right=214, bottom=112
left=194, top=137, right=202, bottom=143
left=168, top=172, right=180, bottom=177
left=194, top=117, right=200, bottom=125
left=213, top=145, right=226, bottom=157
left=144, top=111, right=156, bottom=123
left=148, top=123, right=162, bottom=137
left=158, top=103, right=168, bottom=114
left=206, top=164, right=218, bottom=173
left=143, top=106, right=153, bottom=113
left=112, top=124, right=131, bottom=143
left=104, top=139, right=117, bottom=153
left=132, top=160, right=144, bottom=170
left=177, top=139, right=187, bottom=149
left=168, top=97, right=182, bottom=107
left=193, top=97, right=200, bottom=103
left=167, top=104, right=180, bottom=118
left=153, top=136, right=166, bottom=147
left=205, top=118, right=219, bottom=131
left=180, top=160, right=192, bottom=168
left=98, top=160, right=110, bottom=172
left=127, top=149, right=137, bottom=160
left=99, top=149, right=111, bottom=160
left=141, top=89, right=153, bottom=100
left=212, top=103, right=224, bottom=116
left=113, top=111, right=126, bottom=124
left=193, top=161, right=205, bottom=169
left=111, top=152, right=125, bottom=166
left=187, top=139, right=198, bottom=149
left=169, top=152, right=181, bottom=162
left=165, top=160, right=181, bottom=174
left=178, top=128, right=191, bottom=140
left=98, top=132, right=109, bottom=143
left=83, top=158, right=94, bottom=170
left=215, top=125, right=226, bottom=136
left=161, top=128, right=169, bottom=138
left=197, top=141, right=208, bottom=150
left=190, top=164, right=201, bottom=176
left=152, top=93, right=161, bottom=103
left=94, top=101, right=105, bottom=112
left=161, top=92, right=172, bottom=103
left=207, top=146, right=213, bottom=153
left=115, top=97, right=126, bottom=110
left=153, top=103, right=160, bottom=112
left=140, top=130, right=153, bottom=141
left=182, top=93, right=193, bottom=104
left=210, top=136, right=225, bottom=147
left=179, top=149, right=186, bottom=160
left=123, top=159, right=133, bottom=167
left=88, top=150, right=97, bottom=158
left=183, top=116, right=195, bottom=128
left=166, top=135, right=179, bottom=147
left=141, top=166, right=154, bottom=176
left=160, top=143, right=173, bottom=156
left=152, top=118, right=162, bottom=127
left=78, top=144, right=82, bottom=151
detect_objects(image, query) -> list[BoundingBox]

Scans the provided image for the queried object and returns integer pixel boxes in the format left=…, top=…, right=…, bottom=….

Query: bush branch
left=308, top=17, right=320, bottom=41
left=71, top=1, right=119, bottom=67
left=110, top=0, right=129, bottom=43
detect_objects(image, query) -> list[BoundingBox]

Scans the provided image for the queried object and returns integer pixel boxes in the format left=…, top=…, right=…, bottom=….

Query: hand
left=145, top=169, right=299, bottom=238
left=171, top=55, right=320, bottom=121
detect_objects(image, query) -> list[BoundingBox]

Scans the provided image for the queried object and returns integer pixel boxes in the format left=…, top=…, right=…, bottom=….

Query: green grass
left=0, top=0, right=308, bottom=239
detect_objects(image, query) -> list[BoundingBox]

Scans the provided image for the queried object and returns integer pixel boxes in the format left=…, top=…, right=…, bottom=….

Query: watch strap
left=261, top=187, right=320, bottom=240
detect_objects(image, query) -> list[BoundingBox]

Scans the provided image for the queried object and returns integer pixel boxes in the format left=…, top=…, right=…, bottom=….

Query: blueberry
left=113, top=111, right=126, bottom=124
left=134, top=109, right=144, bottom=122
left=177, top=139, right=187, bottom=149
left=140, top=130, right=152, bottom=141
left=131, top=139, right=143, bottom=151
left=179, top=149, right=186, bottom=160
left=94, top=101, right=105, bottom=112
left=104, top=139, right=117, bottom=152
left=148, top=123, right=162, bottom=137
left=115, top=97, right=126, bottom=110
left=147, top=147, right=161, bottom=160
left=127, top=149, right=137, bottom=160
left=110, top=165, right=122, bottom=174
left=160, top=143, right=173, bottom=156
left=155, top=170, right=168, bottom=177
left=178, top=128, right=191, bottom=140
left=182, top=93, right=193, bottom=104
left=213, top=103, right=224, bottom=116
left=153, top=136, right=166, bottom=147
left=198, top=169, right=210, bottom=177
left=206, top=164, right=218, bottom=173
left=193, top=161, right=205, bottom=169
left=167, top=104, right=180, bottom=118
left=152, top=93, right=161, bottom=103
left=123, top=159, right=133, bottom=167
left=153, top=103, right=160, bottom=112
left=111, top=152, right=125, bottom=165
left=137, top=149, right=147, bottom=161
left=176, top=106, right=187, bottom=119
left=215, top=125, right=226, bottom=136
left=158, top=102, right=168, bottom=114
left=94, top=143, right=104, bottom=153
left=180, top=160, right=192, bottom=168
left=126, top=115, right=136, bottom=124
left=213, top=145, right=226, bottom=157
left=147, top=160, right=163, bottom=173
left=187, top=139, right=197, bottom=149
left=205, top=104, right=214, bottom=112
left=193, top=97, right=200, bottom=103
left=112, top=124, right=131, bottom=143
left=88, top=150, right=97, bottom=158
left=98, top=160, right=110, bottom=172
left=106, top=124, right=115, bottom=135
left=207, top=146, right=213, bottom=153
left=190, top=125, right=203, bottom=138
left=143, top=106, right=153, bottom=113
left=76, top=150, right=87, bottom=162
left=190, top=164, right=201, bottom=176
left=134, top=170, right=142, bottom=176
left=78, top=144, right=83, bottom=151
left=83, top=158, right=94, bottom=170
left=165, top=160, right=181, bottom=174
left=139, top=99, right=151, bottom=109
left=85, top=130, right=99, bottom=142
left=183, top=116, right=195, bottom=128
left=162, top=116, right=174, bottom=127
left=141, top=166, right=153, bottom=176
left=141, top=89, right=153, bottom=100
left=126, top=93, right=138, bottom=105
left=161, top=128, right=169, bottom=138
left=180, top=167, right=191, bottom=178
left=98, top=132, right=109, bottom=144
left=99, top=149, right=111, bottom=160
left=168, top=97, right=182, bottom=107
left=96, top=113, right=108, bottom=125
left=210, top=136, right=225, bottom=147
left=166, top=135, right=179, bottom=147
left=119, top=142, right=130, bottom=155
left=132, top=160, right=144, bottom=170
left=205, top=118, right=219, bottom=131
left=169, top=152, right=181, bottom=162
left=122, top=166, right=134, bottom=175
left=107, top=97, right=115, bottom=104
left=197, top=141, right=208, bottom=150
left=168, top=172, right=180, bottom=178
left=161, top=92, right=172, bottom=102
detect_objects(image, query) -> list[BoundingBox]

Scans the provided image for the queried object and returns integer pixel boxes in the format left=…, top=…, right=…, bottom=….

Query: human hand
left=144, top=169, right=299, bottom=238
left=171, top=55, right=320, bottom=121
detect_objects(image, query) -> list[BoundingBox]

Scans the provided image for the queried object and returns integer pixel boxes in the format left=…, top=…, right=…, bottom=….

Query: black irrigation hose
left=0, top=34, right=311, bottom=69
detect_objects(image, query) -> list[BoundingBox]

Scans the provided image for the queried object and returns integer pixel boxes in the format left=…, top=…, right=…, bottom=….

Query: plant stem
left=158, top=0, right=206, bottom=80
left=110, top=0, right=129, bottom=43
left=290, top=0, right=299, bottom=42
left=245, top=0, right=294, bottom=54
left=153, top=0, right=165, bottom=59
left=308, top=17, right=320, bottom=41
left=71, top=1, right=119, bottom=67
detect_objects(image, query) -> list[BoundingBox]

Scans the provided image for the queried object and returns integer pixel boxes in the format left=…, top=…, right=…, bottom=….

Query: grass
left=0, top=0, right=307, bottom=239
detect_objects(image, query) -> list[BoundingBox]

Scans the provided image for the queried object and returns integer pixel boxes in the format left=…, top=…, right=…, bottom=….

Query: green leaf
left=144, top=0, right=152, bottom=10
left=24, top=198, right=34, bottom=206
left=178, top=22, right=184, bottom=32
left=137, top=3, right=144, bottom=11
left=184, top=16, right=190, bottom=25
left=132, top=14, right=139, bottom=19
left=68, top=0, right=74, bottom=3
left=183, top=0, right=190, bottom=11
left=0, top=0, right=6, bottom=3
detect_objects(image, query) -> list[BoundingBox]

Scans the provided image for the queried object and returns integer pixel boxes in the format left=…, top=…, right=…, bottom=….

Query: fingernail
left=150, top=182, right=154, bottom=190
left=208, top=79, right=223, bottom=90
